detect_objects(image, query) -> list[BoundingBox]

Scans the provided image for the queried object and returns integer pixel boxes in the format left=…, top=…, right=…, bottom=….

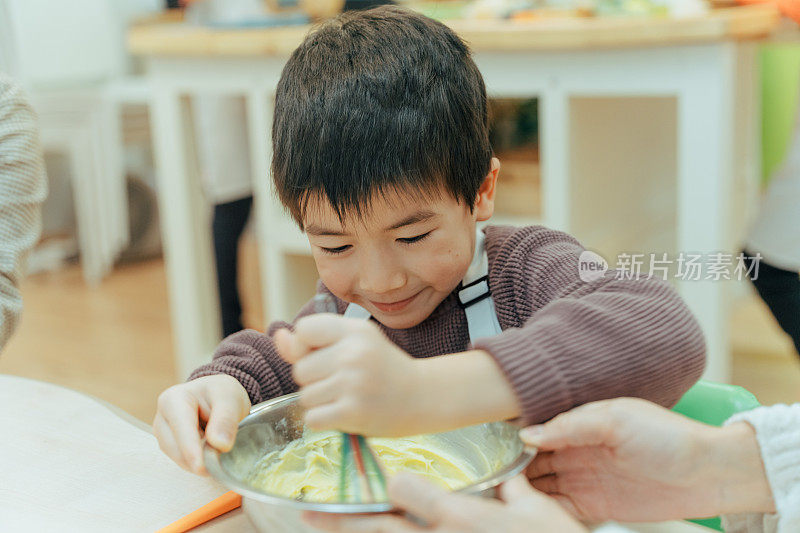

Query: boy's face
left=304, top=158, right=499, bottom=329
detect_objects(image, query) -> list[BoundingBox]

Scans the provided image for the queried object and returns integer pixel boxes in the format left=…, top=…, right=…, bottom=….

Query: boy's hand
left=153, top=374, right=251, bottom=475
left=274, top=314, right=423, bottom=436
left=304, top=473, right=588, bottom=533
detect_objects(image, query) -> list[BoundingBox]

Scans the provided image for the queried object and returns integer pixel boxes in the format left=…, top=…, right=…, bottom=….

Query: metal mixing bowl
left=204, top=393, right=533, bottom=532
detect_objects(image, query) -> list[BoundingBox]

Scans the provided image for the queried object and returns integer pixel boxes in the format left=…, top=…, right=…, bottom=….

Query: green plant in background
left=761, top=44, right=800, bottom=185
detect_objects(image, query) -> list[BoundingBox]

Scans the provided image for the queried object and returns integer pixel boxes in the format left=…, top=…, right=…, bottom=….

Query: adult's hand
left=305, top=473, right=588, bottom=533
left=522, top=398, right=775, bottom=522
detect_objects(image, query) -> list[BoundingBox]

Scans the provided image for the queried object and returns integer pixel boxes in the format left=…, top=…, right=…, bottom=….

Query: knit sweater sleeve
left=0, top=75, right=47, bottom=352
left=720, top=404, right=800, bottom=533
left=473, top=226, right=706, bottom=425
left=187, top=290, right=329, bottom=405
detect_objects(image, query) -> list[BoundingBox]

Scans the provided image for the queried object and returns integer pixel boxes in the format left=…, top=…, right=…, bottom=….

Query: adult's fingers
left=527, top=451, right=556, bottom=478
left=504, top=475, right=589, bottom=521
left=530, top=474, right=560, bottom=494
left=519, top=401, right=617, bottom=451
left=498, top=474, right=536, bottom=504
left=387, top=473, right=458, bottom=526
left=158, top=391, right=206, bottom=474
left=549, top=494, right=581, bottom=518
left=204, top=386, right=249, bottom=452
left=304, top=512, right=422, bottom=533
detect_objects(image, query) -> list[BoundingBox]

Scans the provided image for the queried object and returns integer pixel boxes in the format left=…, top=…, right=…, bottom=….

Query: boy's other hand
left=274, top=314, right=424, bottom=437
left=522, top=398, right=774, bottom=522
left=304, top=473, right=588, bottom=533
left=153, top=374, right=251, bottom=475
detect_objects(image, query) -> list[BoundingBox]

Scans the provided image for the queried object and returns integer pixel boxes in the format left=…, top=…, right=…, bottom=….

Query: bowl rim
left=204, top=392, right=535, bottom=513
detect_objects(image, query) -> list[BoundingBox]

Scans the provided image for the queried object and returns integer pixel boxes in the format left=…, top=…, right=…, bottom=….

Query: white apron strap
left=457, top=229, right=502, bottom=342
left=343, top=302, right=371, bottom=319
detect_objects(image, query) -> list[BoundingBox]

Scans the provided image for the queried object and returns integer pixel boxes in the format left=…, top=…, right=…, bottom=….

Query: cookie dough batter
left=247, top=430, right=481, bottom=502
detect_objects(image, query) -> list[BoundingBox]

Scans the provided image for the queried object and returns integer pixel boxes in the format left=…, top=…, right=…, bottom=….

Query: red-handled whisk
left=312, top=293, right=388, bottom=503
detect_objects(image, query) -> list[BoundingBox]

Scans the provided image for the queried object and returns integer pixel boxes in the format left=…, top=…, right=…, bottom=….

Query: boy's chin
left=372, top=307, right=432, bottom=330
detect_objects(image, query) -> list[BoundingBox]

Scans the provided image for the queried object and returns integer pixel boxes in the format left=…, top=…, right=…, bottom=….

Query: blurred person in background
left=179, top=0, right=263, bottom=337
left=743, top=84, right=800, bottom=357
left=192, top=92, right=254, bottom=338
left=0, top=73, right=47, bottom=351
left=738, top=0, right=800, bottom=359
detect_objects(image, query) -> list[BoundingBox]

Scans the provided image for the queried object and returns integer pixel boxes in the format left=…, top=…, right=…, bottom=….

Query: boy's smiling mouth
left=368, top=291, right=423, bottom=314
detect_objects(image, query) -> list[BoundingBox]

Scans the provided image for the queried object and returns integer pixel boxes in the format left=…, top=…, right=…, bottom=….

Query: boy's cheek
left=314, top=260, right=354, bottom=301
left=420, top=241, right=471, bottom=291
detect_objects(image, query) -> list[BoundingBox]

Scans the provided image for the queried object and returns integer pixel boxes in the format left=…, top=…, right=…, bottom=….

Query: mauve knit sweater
left=190, top=225, right=706, bottom=425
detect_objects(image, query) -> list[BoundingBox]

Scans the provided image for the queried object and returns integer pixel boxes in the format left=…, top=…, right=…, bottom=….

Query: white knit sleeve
left=721, top=404, right=800, bottom=533
left=0, top=74, right=47, bottom=351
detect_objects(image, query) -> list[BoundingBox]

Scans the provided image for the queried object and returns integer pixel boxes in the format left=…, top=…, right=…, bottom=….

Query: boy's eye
left=320, top=245, right=351, bottom=255
left=397, top=231, right=431, bottom=244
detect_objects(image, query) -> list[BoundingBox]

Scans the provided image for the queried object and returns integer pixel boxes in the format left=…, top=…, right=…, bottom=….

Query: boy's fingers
left=274, top=328, right=311, bottom=364
left=303, top=401, right=351, bottom=432
left=293, top=314, right=370, bottom=348
left=292, top=346, right=340, bottom=385
left=153, top=412, right=188, bottom=470
left=520, top=403, right=616, bottom=451
left=159, top=394, right=206, bottom=474
left=298, top=375, right=341, bottom=409
left=204, top=392, right=248, bottom=453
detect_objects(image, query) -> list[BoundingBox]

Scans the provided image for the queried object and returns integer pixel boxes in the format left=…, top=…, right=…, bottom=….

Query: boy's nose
left=359, top=256, right=407, bottom=295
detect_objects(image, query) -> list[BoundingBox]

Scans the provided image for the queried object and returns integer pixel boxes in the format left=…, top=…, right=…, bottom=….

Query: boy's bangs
left=296, top=170, right=449, bottom=228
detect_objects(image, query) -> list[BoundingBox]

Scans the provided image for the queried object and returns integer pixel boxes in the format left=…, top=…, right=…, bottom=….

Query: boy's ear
left=475, top=157, right=500, bottom=222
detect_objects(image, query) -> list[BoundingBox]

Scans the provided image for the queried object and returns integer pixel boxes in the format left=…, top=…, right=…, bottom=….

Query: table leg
left=151, top=89, right=221, bottom=379
left=245, top=88, right=292, bottom=324
left=676, top=44, right=737, bottom=383
left=67, top=127, right=104, bottom=285
left=540, top=88, right=571, bottom=232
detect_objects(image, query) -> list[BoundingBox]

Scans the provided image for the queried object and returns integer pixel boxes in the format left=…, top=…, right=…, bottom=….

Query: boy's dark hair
left=272, top=6, right=492, bottom=226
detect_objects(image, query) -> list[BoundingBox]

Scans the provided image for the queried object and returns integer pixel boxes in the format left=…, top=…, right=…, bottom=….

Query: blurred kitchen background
left=0, top=0, right=798, bottom=423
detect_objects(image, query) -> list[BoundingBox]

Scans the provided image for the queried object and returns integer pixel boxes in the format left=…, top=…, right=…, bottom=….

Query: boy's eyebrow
left=386, top=210, right=438, bottom=231
left=304, top=224, right=349, bottom=236
left=305, top=211, right=438, bottom=236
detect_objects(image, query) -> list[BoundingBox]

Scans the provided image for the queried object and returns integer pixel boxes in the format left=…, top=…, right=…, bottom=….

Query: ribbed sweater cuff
left=472, top=326, right=573, bottom=425
left=721, top=404, right=800, bottom=533
left=188, top=365, right=264, bottom=405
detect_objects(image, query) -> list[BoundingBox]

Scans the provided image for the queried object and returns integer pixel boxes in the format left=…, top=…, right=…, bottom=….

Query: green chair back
left=761, top=44, right=800, bottom=185
left=671, top=380, right=761, bottom=531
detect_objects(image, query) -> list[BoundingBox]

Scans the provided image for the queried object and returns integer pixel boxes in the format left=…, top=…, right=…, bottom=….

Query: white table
left=0, top=375, right=253, bottom=532
left=0, top=374, right=713, bottom=532
left=129, top=7, right=778, bottom=380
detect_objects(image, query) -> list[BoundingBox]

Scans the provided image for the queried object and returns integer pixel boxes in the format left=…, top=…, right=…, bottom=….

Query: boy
left=154, top=6, right=705, bottom=475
